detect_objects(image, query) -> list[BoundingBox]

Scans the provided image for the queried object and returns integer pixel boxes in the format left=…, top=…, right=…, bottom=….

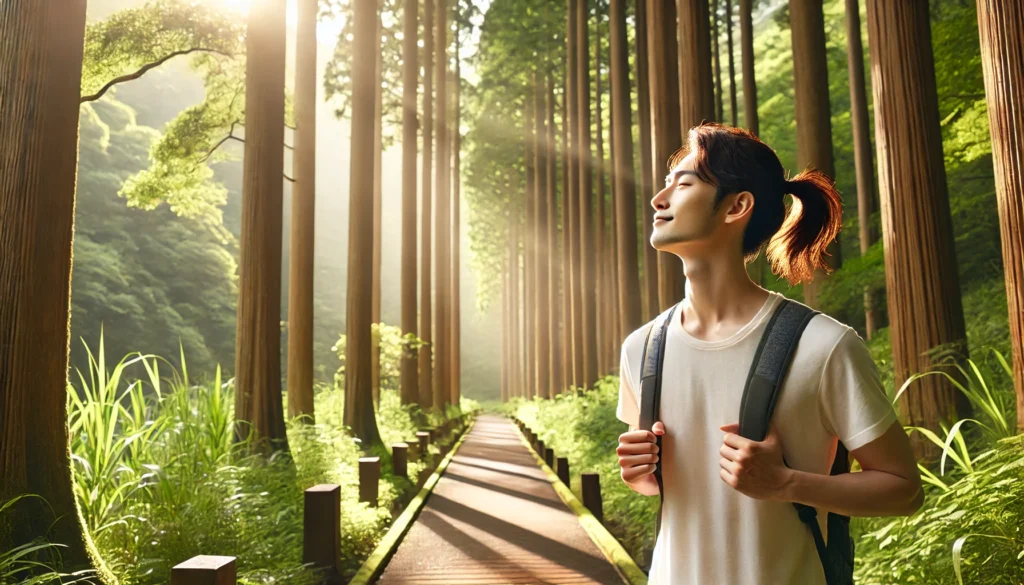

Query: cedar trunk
left=419, top=0, right=435, bottom=410
left=725, top=0, right=737, bottom=126
left=235, top=0, right=290, bottom=452
left=371, top=9, right=383, bottom=409
left=400, top=0, right=419, bottom=405
left=452, top=34, right=462, bottom=407
left=344, top=0, right=383, bottom=446
left=534, top=77, right=551, bottom=398
left=433, top=0, right=450, bottom=410
left=712, top=1, right=723, bottom=122
left=739, top=0, right=758, bottom=135
left=547, top=73, right=563, bottom=397
left=610, top=0, right=642, bottom=338
left=501, top=267, right=509, bottom=402
left=287, top=0, right=317, bottom=420
left=568, top=0, right=584, bottom=388
left=577, top=0, right=599, bottom=388
left=595, top=14, right=607, bottom=375
left=975, top=0, right=1024, bottom=432
left=635, top=0, right=659, bottom=321
left=524, top=92, right=537, bottom=398
left=562, top=63, right=575, bottom=392
left=865, top=0, right=972, bottom=453
left=511, top=216, right=522, bottom=397
left=0, top=2, right=114, bottom=577
left=845, top=0, right=880, bottom=339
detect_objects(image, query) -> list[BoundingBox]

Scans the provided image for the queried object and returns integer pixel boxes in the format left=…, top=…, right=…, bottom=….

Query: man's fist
left=618, top=421, right=666, bottom=489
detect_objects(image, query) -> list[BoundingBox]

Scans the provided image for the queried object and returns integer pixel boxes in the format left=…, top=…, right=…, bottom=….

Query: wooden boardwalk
left=374, top=414, right=630, bottom=585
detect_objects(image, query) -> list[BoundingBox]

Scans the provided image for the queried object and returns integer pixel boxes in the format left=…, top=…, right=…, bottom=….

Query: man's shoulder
left=781, top=295, right=862, bottom=363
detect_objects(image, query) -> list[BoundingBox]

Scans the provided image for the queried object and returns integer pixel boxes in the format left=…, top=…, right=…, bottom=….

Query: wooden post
left=171, top=556, right=236, bottom=585
left=544, top=448, right=554, bottom=468
left=426, top=427, right=437, bottom=442
left=416, top=430, right=430, bottom=454
left=392, top=443, right=408, bottom=478
left=359, top=456, right=380, bottom=507
left=303, top=485, right=341, bottom=582
left=556, top=457, right=569, bottom=485
left=406, top=438, right=420, bottom=460
left=582, top=473, right=603, bottom=523
left=536, top=440, right=546, bottom=461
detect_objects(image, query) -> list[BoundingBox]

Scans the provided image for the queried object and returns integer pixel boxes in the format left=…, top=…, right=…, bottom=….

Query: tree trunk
left=419, top=0, right=435, bottom=410
left=534, top=75, right=551, bottom=398
left=235, top=0, right=290, bottom=453
left=790, top=0, right=839, bottom=309
left=595, top=11, right=608, bottom=375
left=712, top=1, right=723, bottom=122
left=344, top=0, right=383, bottom=446
left=502, top=266, right=509, bottom=402
left=635, top=0, right=659, bottom=322
left=511, top=215, right=522, bottom=398
left=725, top=0, right=737, bottom=126
left=739, top=0, right=758, bottom=135
left=845, top=0, right=879, bottom=339
left=0, top=2, right=113, bottom=578
left=568, top=0, right=584, bottom=389
left=451, top=26, right=462, bottom=407
left=577, top=0, right=599, bottom=389
left=547, top=72, right=563, bottom=398
left=433, top=0, right=450, bottom=410
left=400, top=0, right=420, bottom=406
left=287, top=0, right=317, bottom=420
left=523, top=91, right=536, bottom=399
left=371, top=7, right=383, bottom=409
left=610, top=0, right=642, bottom=340
left=975, top=0, right=1024, bottom=432
left=562, top=61, right=575, bottom=392
left=865, top=0, right=972, bottom=454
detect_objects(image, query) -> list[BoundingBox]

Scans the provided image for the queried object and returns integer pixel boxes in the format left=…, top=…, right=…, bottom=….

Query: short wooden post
left=303, top=485, right=341, bottom=582
left=556, top=457, right=570, bottom=485
left=426, top=427, right=437, bottom=442
left=171, top=555, right=236, bottom=585
left=544, top=448, right=554, bottom=468
left=359, top=457, right=380, bottom=507
left=536, top=440, right=545, bottom=461
left=582, top=473, right=603, bottom=523
left=416, top=431, right=430, bottom=454
left=406, top=438, right=420, bottom=460
left=392, top=443, right=408, bottom=478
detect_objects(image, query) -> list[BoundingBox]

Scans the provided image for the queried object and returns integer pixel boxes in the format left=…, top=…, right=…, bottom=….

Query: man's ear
left=723, top=191, right=755, bottom=225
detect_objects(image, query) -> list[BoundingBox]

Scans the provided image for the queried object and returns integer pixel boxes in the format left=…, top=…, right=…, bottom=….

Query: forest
left=1, top=0, right=1022, bottom=583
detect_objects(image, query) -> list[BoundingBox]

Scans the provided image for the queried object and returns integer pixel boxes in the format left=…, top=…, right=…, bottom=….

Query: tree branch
left=284, top=174, right=295, bottom=182
left=80, top=47, right=233, bottom=103
left=197, top=121, right=243, bottom=165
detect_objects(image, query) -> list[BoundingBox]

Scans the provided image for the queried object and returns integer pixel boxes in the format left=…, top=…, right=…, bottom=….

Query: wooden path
left=374, top=414, right=632, bottom=585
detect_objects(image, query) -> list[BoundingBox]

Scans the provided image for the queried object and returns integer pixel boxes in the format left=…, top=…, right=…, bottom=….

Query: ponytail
left=764, top=170, right=843, bottom=285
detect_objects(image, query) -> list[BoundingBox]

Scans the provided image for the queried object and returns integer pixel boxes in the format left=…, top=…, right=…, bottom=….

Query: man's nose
left=651, top=185, right=671, bottom=211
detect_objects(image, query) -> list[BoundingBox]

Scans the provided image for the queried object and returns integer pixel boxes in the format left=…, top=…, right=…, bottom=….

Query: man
left=616, top=124, right=923, bottom=584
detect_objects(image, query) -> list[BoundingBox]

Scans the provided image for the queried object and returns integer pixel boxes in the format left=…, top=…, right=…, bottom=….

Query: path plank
left=376, top=414, right=627, bottom=585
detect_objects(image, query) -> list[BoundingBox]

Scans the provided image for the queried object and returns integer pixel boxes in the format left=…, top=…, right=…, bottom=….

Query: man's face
left=650, top=152, right=728, bottom=253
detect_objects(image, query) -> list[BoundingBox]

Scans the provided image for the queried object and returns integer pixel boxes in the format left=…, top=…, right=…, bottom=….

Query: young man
left=616, top=124, right=923, bottom=584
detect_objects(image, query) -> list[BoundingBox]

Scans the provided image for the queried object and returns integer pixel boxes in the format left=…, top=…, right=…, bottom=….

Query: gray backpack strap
left=637, top=303, right=678, bottom=539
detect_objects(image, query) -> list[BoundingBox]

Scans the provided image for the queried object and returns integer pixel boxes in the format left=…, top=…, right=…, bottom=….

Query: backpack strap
left=637, top=303, right=678, bottom=539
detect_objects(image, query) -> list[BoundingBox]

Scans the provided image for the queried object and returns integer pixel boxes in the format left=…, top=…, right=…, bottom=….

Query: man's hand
left=718, top=422, right=794, bottom=501
left=617, top=421, right=666, bottom=496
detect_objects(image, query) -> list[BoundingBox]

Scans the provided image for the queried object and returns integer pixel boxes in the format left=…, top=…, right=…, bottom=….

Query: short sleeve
left=817, top=328, right=898, bottom=451
left=616, top=343, right=640, bottom=428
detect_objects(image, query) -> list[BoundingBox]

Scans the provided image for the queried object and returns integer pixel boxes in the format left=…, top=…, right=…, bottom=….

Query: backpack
left=637, top=298, right=854, bottom=585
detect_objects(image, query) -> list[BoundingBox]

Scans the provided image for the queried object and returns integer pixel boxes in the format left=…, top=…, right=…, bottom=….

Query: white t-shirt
left=616, top=291, right=897, bottom=585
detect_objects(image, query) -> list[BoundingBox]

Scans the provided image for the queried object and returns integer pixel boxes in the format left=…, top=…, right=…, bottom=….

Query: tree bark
left=400, top=0, right=420, bottom=406
left=725, top=0, right=737, bottom=126
left=610, top=0, right=642, bottom=340
left=510, top=213, right=522, bottom=398
left=975, top=0, right=1024, bottom=432
left=344, top=0, right=383, bottom=446
left=235, top=0, right=290, bottom=453
left=502, top=266, right=510, bottom=402
left=451, top=24, right=462, bottom=407
left=568, top=0, right=584, bottom=388
left=371, top=7, right=383, bottom=409
left=712, top=1, right=723, bottom=122
left=433, top=0, right=451, bottom=410
left=524, top=92, right=536, bottom=399
left=595, top=11, right=608, bottom=374
left=865, top=0, right=972, bottom=452
left=790, top=0, right=840, bottom=309
left=534, top=75, right=551, bottom=398
left=0, top=2, right=114, bottom=578
left=577, top=0, right=599, bottom=389
left=845, top=0, right=879, bottom=339
left=562, top=60, right=575, bottom=392
left=547, top=72, right=563, bottom=397
left=635, top=0, right=659, bottom=322
left=287, top=0, right=317, bottom=420
left=739, top=0, right=758, bottom=135
left=419, top=0, right=435, bottom=410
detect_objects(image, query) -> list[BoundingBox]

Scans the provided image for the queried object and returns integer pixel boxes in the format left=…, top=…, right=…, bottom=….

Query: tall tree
left=845, top=0, right=880, bottom=339
left=738, top=0, right=757, bottom=135
left=724, top=0, right=737, bottom=126
left=865, top=0, right=971, bottom=448
left=510, top=212, right=522, bottom=398
left=790, top=0, right=839, bottom=309
left=561, top=64, right=575, bottom=392
left=451, top=16, right=463, bottom=407
left=0, top=2, right=114, bottom=578
left=287, top=0, right=317, bottom=419
left=712, top=1, right=723, bottom=122
left=577, top=0, right=599, bottom=388
left=502, top=266, right=510, bottom=402
left=534, top=74, right=551, bottom=398
left=547, top=72, right=563, bottom=398
left=567, top=0, right=584, bottom=388
left=345, top=0, right=384, bottom=445
left=371, top=7, right=384, bottom=408
left=432, top=0, right=451, bottom=410
left=235, top=0, right=289, bottom=452
left=635, top=0, right=659, bottom=321
left=419, top=0, right=435, bottom=410
left=610, top=0, right=642, bottom=338
left=975, top=0, right=1024, bottom=431
left=524, top=92, right=537, bottom=398
left=400, top=0, right=419, bottom=406
left=594, top=7, right=608, bottom=374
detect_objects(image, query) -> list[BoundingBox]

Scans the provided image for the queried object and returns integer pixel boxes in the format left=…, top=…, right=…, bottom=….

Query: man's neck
left=676, top=251, right=769, bottom=341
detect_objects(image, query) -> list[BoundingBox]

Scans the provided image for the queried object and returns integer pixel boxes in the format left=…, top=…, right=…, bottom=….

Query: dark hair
left=669, top=123, right=842, bottom=285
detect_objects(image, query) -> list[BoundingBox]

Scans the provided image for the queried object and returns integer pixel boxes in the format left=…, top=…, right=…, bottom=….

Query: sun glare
left=208, top=0, right=344, bottom=43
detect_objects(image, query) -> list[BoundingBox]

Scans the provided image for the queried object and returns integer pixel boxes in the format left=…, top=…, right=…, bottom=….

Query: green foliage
left=0, top=496, right=97, bottom=585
